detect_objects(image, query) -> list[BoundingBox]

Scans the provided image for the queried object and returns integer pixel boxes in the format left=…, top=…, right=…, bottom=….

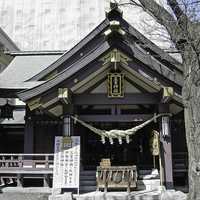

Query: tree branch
left=167, top=0, right=186, bottom=20
left=130, top=0, right=181, bottom=45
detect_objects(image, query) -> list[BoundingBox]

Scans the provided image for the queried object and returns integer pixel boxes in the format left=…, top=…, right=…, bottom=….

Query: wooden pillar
left=43, top=174, right=50, bottom=187
left=24, top=107, right=34, bottom=153
left=17, top=174, right=23, bottom=187
left=63, top=115, right=73, bottom=136
left=159, top=104, right=174, bottom=189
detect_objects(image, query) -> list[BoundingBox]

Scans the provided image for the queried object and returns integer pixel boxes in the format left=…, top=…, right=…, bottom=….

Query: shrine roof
left=0, top=53, right=62, bottom=89
left=17, top=8, right=184, bottom=102
left=27, top=13, right=182, bottom=82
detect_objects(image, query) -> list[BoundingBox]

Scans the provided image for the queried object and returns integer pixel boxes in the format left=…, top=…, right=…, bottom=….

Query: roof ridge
left=27, top=19, right=109, bottom=81
left=6, top=50, right=66, bottom=56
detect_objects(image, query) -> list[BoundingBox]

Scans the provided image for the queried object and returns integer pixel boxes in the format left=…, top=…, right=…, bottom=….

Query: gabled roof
left=28, top=10, right=182, bottom=82
left=0, top=52, right=63, bottom=89
left=28, top=19, right=110, bottom=81
left=17, top=7, right=183, bottom=102
left=18, top=41, right=111, bottom=100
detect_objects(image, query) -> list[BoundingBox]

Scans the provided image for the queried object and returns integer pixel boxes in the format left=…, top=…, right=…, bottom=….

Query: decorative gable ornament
left=107, top=73, right=124, bottom=98
left=100, top=49, right=131, bottom=66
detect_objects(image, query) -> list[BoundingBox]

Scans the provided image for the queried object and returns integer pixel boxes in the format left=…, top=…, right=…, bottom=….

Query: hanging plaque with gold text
left=107, top=73, right=124, bottom=98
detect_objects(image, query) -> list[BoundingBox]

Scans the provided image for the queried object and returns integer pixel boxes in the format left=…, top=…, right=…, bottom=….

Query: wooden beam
left=27, top=97, right=41, bottom=111
left=73, top=93, right=159, bottom=105
left=161, top=87, right=174, bottom=103
left=79, top=114, right=153, bottom=122
left=58, top=88, right=72, bottom=104
left=27, top=88, right=72, bottom=112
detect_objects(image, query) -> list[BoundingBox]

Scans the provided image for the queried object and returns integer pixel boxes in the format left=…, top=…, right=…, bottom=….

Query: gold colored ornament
left=150, top=131, right=159, bottom=156
left=107, top=73, right=124, bottom=98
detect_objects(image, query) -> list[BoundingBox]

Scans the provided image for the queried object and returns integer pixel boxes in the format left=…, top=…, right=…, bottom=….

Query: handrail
left=0, top=153, right=54, bottom=170
left=0, top=154, right=54, bottom=156
left=0, top=153, right=54, bottom=187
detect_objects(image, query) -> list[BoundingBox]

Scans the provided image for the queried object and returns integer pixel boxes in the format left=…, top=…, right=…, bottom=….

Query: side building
left=0, top=25, right=21, bottom=152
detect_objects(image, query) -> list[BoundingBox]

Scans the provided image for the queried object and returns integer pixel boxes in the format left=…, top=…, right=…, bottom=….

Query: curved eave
left=17, top=37, right=183, bottom=103
left=27, top=19, right=110, bottom=82
left=17, top=14, right=183, bottom=103
left=26, top=14, right=183, bottom=83
left=120, top=18, right=183, bottom=73
left=17, top=41, right=111, bottom=101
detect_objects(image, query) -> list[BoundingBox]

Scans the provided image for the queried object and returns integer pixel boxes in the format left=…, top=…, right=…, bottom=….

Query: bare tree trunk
left=182, top=47, right=200, bottom=200
left=121, top=1, right=200, bottom=198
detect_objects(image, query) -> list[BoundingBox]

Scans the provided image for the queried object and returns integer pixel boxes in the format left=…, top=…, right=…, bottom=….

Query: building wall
left=0, top=0, right=107, bottom=51
left=0, top=0, right=174, bottom=53
left=34, top=121, right=62, bottom=153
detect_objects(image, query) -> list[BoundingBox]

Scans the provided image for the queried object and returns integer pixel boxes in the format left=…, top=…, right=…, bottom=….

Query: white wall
left=0, top=0, right=175, bottom=55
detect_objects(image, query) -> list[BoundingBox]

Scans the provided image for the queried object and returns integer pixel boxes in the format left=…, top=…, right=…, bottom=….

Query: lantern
left=0, top=102, right=14, bottom=119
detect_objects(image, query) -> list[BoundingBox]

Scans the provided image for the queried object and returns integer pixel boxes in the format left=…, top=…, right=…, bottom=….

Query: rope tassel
left=101, top=136, right=106, bottom=144
left=109, top=137, right=114, bottom=145
left=126, top=135, right=130, bottom=144
left=118, top=136, right=122, bottom=144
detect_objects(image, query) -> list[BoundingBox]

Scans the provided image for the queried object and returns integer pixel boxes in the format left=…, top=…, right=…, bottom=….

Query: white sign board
left=53, top=136, right=80, bottom=189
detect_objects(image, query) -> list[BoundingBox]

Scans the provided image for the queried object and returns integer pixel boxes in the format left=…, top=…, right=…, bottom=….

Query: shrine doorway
left=76, top=122, right=158, bottom=170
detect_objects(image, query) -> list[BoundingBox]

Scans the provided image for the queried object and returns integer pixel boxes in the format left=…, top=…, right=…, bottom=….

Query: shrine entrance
left=78, top=122, right=158, bottom=170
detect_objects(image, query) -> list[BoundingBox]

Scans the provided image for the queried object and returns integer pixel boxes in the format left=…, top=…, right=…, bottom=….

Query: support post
left=43, top=174, right=50, bottom=187
left=17, top=174, right=23, bottom=187
left=24, top=107, right=34, bottom=153
left=159, top=104, right=174, bottom=189
left=63, top=115, right=73, bottom=136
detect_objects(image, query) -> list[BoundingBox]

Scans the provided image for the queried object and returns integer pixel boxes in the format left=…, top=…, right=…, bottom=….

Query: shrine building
left=0, top=5, right=187, bottom=193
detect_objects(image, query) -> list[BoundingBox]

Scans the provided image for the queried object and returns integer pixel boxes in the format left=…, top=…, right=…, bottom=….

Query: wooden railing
left=0, top=154, right=54, bottom=187
left=0, top=154, right=54, bottom=169
left=0, top=152, right=188, bottom=187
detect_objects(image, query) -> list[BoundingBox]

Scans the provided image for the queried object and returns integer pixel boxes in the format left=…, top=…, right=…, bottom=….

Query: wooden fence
left=0, top=154, right=54, bottom=187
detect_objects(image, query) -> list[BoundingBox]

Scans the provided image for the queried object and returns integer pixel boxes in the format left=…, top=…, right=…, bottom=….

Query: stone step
left=80, top=175, right=96, bottom=180
left=129, top=191, right=161, bottom=200
left=80, top=180, right=96, bottom=185
left=80, top=171, right=96, bottom=193
left=80, top=170, right=96, bottom=176
left=80, top=170, right=96, bottom=184
left=79, top=186, right=97, bottom=194
left=76, top=191, right=161, bottom=200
